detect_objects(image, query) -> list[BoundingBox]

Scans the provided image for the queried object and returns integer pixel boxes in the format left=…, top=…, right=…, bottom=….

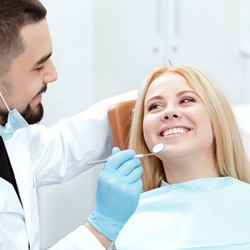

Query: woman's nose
left=161, top=108, right=182, bottom=120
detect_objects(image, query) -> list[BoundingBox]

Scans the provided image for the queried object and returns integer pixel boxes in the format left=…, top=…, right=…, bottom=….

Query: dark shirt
left=0, top=136, right=21, bottom=203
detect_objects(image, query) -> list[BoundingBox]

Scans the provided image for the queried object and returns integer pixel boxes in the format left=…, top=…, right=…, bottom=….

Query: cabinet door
left=93, top=0, right=165, bottom=101
left=163, top=0, right=250, bottom=103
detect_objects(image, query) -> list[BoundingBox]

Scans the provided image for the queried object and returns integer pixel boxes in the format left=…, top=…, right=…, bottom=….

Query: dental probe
left=87, top=143, right=164, bottom=166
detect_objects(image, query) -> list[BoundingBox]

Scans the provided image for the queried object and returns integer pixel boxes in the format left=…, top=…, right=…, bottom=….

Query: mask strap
left=0, top=92, right=11, bottom=112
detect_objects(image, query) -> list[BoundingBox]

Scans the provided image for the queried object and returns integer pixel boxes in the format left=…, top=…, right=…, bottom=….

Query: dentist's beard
left=22, top=102, right=44, bottom=125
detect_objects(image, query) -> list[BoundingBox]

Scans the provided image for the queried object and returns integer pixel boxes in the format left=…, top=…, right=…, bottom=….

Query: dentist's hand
left=88, top=148, right=143, bottom=242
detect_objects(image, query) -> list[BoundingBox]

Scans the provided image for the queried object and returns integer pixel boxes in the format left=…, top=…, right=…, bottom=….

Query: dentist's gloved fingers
left=111, top=147, right=120, bottom=155
left=134, top=176, right=143, bottom=190
left=124, top=165, right=143, bottom=183
left=129, top=178, right=143, bottom=196
left=116, top=158, right=141, bottom=176
left=104, top=149, right=135, bottom=171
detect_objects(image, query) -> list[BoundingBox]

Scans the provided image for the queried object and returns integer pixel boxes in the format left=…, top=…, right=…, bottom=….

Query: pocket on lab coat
left=0, top=178, right=28, bottom=249
left=0, top=177, right=23, bottom=213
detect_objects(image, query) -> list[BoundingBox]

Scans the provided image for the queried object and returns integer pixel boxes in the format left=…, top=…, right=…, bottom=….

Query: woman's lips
left=160, top=127, right=190, bottom=137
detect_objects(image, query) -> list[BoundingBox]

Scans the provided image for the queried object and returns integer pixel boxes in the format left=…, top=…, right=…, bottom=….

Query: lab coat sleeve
left=18, top=90, right=138, bottom=186
left=49, top=225, right=105, bottom=250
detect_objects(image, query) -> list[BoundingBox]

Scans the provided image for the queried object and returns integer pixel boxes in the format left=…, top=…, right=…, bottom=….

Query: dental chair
left=108, top=99, right=136, bottom=150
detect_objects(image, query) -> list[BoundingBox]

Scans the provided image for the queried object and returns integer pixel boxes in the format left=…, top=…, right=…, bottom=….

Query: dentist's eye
left=34, top=65, right=45, bottom=71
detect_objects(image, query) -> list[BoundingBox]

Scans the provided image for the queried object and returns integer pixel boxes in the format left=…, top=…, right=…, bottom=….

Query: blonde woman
left=115, top=66, right=250, bottom=249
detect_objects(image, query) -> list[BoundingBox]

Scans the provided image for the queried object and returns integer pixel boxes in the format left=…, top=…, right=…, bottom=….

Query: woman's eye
left=148, top=103, right=161, bottom=111
left=180, top=97, right=195, bottom=104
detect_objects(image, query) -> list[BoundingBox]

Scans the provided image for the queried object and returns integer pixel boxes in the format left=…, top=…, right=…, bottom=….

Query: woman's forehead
left=146, top=73, right=192, bottom=96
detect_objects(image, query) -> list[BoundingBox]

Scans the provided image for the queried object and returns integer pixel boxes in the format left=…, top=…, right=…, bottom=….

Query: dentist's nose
left=43, top=59, right=58, bottom=84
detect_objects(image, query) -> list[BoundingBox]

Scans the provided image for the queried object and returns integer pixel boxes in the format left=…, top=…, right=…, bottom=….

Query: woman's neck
left=162, top=153, right=219, bottom=184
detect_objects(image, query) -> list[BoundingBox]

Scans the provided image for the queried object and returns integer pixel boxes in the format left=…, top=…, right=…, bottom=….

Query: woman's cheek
left=143, top=116, right=155, bottom=150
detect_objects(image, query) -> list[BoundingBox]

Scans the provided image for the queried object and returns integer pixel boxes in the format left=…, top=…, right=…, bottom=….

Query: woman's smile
left=159, top=126, right=190, bottom=137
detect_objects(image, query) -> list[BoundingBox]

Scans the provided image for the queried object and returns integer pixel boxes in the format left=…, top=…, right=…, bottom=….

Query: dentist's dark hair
left=0, top=0, right=47, bottom=75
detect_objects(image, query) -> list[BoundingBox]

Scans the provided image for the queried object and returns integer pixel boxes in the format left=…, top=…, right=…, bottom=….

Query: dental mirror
left=87, top=143, right=165, bottom=166
left=135, top=143, right=165, bottom=158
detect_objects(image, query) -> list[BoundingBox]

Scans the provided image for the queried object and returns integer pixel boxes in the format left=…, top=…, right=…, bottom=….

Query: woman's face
left=143, top=72, right=214, bottom=161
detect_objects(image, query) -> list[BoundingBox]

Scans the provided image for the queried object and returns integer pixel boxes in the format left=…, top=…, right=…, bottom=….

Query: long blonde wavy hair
left=128, top=66, right=250, bottom=191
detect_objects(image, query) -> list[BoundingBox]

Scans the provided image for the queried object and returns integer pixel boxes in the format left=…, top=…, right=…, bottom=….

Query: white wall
left=37, top=0, right=250, bottom=248
left=38, top=1, right=97, bottom=249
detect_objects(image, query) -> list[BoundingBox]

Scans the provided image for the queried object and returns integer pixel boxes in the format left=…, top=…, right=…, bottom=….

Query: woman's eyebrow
left=145, top=95, right=164, bottom=104
left=176, top=90, right=199, bottom=97
left=145, top=90, right=198, bottom=103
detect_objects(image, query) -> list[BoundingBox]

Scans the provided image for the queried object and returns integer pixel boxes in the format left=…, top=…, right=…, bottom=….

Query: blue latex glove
left=88, top=148, right=143, bottom=241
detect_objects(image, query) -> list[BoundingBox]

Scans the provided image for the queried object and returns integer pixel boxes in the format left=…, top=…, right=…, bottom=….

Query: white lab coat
left=0, top=90, right=137, bottom=250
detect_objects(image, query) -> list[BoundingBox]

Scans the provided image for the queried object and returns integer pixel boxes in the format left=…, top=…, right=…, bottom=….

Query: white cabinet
left=162, top=0, right=250, bottom=104
left=93, top=0, right=166, bottom=101
left=93, top=0, right=250, bottom=104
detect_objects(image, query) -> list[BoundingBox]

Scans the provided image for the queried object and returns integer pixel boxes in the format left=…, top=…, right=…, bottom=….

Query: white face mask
left=0, top=92, right=29, bottom=140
